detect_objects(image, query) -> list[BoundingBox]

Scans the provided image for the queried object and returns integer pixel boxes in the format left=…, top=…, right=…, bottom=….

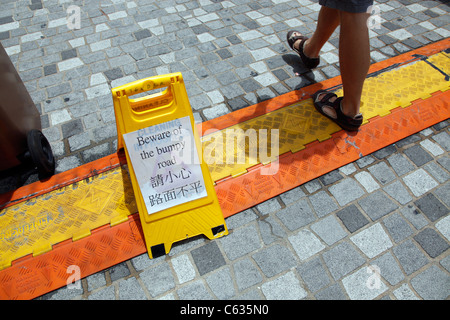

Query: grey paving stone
left=372, top=252, right=404, bottom=286
left=220, top=83, right=245, bottom=99
left=336, top=204, right=369, bottom=233
left=403, top=145, right=433, bottom=166
left=61, top=48, right=77, bottom=60
left=255, top=198, right=281, bottom=215
left=434, top=182, right=450, bottom=208
left=224, top=209, right=258, bottom=230
left=350, top=223, right=393, bottom=259
left=356, top=155, right=376, bottom=168
left=355, top=171, right=381, bottom=193
left=118, top=277, right=147, bottom=300
left=276, top=199, right=316, bottom=231
left=47, top=83, right=72, bottom=98
left=228, top=97, right=249, bottom=111
left=315, top=283, right=347, bottom=300
left=437, top=156, right=450, bottom=172
left=205, top=267, right=236, bottom=299
left=234, top=288, right=265, bottom=300
left=411, top=265, right=450, bottom=300
left=440, top=254, right=450, bottom=273
left=88, top=285, right=115, bottom=300
left=393, top=283, right=420, bottom=300
left=191, top=241, right=226, bottom=275
left=358, top=190, right=398, bottom=221
left=339, top=163, right=357, bottom=176
left=373, top=145, right=397, bottom=159
left=104, top=68, right=124, bottom=81
left=55, top=155, right=82, bottom=173
left=328, top=178, right=366, bottom=206
left=109, top=262, right=130, bottom=282
left=367, top=162, right=396, bottom=185
left=414, top=193, right=449, bottom=222
left=322, top=242, right=365, bottom=281
left=217, top=48, right=233, bottom=60
left=414, top=228, right=449, bottom=258
left=140, top=263, right=175, bottom=298
left=309, top=190, right=339, bottom=218
left=134, top=29, right=152, bottom=40
left=289, top=228, right=325, bottom=261
left=396, top=134, right=421, bottom=148
left=177, top=280, right=213, bottom=300
left=171, top=254, right=196, bottom=285
left=261, top=271, right=307, bottom=300
left=86, top=271, right=107, bottom=292
left=42, top=284, right=84, bottom=300
left=382, top=212, right=414, bottom=243
left=432, top=131, right=450, bottom=151
left=424, top=162, right=450, bottom=183
left=432, top=121, right=448, bottom=131
left=297, top=257, right=331, bottom=293
left=258, top=216, right=287, bottom=245
left=342, top=265, right=388, bottom=300
left=203, top=104, right=229, bottom=119
left=219, top=224, right=261, bottom=261
left=279, top=186, right=306, bottom=205
left=436, top=215, right=450, bottom=242
left=420, top=139, right=445, bottom=157
left=387, top=153, right=415, bottom=176
left=69, top=132, right=91, bottom=152
left=311, top=215, right=347, bottom=246
left=191, top=93, right=213, bottom=111
left=233, top=258, right=263, bottom=291
left=393, top=240, right=429, bottom=276
left=400, top=204, right=429, bottom=230
left=0, top=31, right=10, bottom=41
left=239, top=78, right=262, bottom=92
left=44, top=64, right=57, bottom=76
left=304, top=179, right=322, bottom=194
left=0, top=16, right=13, bottom=25
left=81, top=143, right=111, bottom=163
left=252, top=244, right=297, bottom=278
left=383, top=180, right=412, bottom=205
left=319, top=170, right=343, bottom=186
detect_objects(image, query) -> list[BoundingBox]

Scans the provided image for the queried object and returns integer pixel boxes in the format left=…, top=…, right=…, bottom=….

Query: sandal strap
left=287, top=32, right=307, bottom=51
left=312, top=90, right=363, bottom=131
left=315, top=92, right=338, bottom=105
left=287, top=30, right=320, bottom=69
left=334, top=97, right=363, bottom=130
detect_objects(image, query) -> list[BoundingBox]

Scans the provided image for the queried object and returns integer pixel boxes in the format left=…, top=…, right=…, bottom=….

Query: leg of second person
left=302, top=6, right=340, bottom=58
left=339, top=10, right=371, bottom=118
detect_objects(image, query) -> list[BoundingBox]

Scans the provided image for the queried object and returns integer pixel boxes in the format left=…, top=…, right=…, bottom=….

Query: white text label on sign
left=123, top=116, right=207, bottom=215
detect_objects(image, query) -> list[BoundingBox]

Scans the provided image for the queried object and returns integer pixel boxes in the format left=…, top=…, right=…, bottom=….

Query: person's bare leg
left=293, top=6, right=340, bottom=58
left=339, top=10, right=370, bottom=118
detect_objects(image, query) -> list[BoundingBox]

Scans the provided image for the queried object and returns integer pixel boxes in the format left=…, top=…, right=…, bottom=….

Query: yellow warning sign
left=123, top=116, right=208, bottom=216
left=112, top=73, right=228, bottom=258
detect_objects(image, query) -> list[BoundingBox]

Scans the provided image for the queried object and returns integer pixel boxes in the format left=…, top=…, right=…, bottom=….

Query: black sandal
left=286, top=30, right=320, bottom=69
left=312, top=90, right=363, bottom=132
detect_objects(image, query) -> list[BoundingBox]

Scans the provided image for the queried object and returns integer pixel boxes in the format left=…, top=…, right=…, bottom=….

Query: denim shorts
left=318, top=0, right=374, bottom=13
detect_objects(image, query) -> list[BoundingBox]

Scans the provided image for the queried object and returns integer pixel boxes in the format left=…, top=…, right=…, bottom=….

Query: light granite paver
left=350, top=223, right=393, bottom=259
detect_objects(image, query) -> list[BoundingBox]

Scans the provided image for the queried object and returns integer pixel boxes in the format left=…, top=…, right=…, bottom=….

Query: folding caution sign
left=112, top=73, right=228, bottom=258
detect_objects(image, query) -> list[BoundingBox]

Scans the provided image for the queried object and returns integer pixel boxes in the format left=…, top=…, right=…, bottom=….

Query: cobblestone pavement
left=0, top=0, right=449, bottom=300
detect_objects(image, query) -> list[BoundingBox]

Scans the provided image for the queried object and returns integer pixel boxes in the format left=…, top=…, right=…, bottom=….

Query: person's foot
left=286, top=30, right=320, bottom=69
left=315, top=92, right=361, bottom=119
left=312, top=90, right=363, bottom=131
left=290, top=31, right=319, bottom=59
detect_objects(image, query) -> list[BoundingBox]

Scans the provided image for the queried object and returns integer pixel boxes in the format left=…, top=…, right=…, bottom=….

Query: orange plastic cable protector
left=0, top=40, right=448, bottom=299
left=0, top=88, right=447, bottom=300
